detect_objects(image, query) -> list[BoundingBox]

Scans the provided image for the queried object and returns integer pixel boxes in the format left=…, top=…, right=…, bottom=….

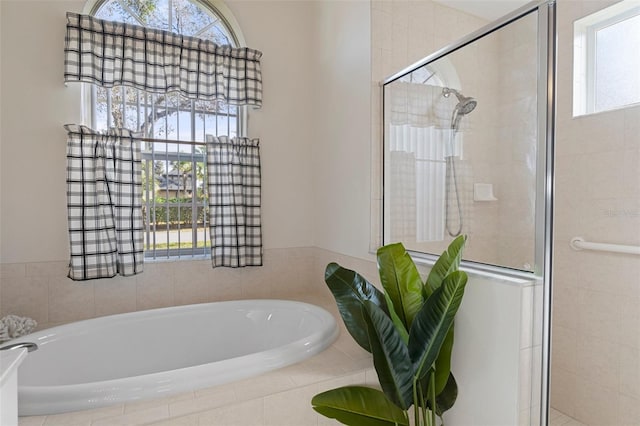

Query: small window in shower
left=573, top=1, right=640, bottom=116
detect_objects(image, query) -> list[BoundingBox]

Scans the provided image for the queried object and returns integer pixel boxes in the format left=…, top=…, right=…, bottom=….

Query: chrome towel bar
left=570, top=237, right=640, bottom=255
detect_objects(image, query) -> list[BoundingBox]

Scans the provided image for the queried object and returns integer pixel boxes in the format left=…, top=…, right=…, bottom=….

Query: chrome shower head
left=443, top=87, right=477, bottom=130
left=443, top=87, right=477, bottom=115
left=457, top=96, right=477, bottom=115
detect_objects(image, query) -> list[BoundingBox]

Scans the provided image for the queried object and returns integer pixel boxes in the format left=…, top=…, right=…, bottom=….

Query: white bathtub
left=13, top=299, right=339, bottom=416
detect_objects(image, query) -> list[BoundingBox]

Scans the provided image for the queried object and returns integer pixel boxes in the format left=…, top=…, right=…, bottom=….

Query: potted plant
left=311, top=236, right=467, bottom=426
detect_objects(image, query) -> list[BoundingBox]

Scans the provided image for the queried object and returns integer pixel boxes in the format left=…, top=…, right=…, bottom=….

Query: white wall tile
left=552, top=0, right=640, bottom=416
left=552, top=326, right=577, bottom=375
left=619, top=344, right=640, bottom=399
left=550, top=367, right=577, bottom=418
left=48, top=277, right=95, bottom=323
left=574, top=376, right=620, bottom=426
left=619, top=393, right=640, bottom=426
left=94, top=276, right=137, bottom=317
left=1, top=276, right=49, bottom=324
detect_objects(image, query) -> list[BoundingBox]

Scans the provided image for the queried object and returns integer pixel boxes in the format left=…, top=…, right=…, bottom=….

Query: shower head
left=457, top=96, right=477, bottom=115
left=443, top=87, right=477, bottom=115
left=443, top=87, right=477, bottom=130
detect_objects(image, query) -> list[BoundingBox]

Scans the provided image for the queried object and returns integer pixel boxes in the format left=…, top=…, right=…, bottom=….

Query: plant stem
left=418, top=385, right=428, bottom=426
left=430, top=371, right=437, bottom=426
left=413, top=379, right=419, bottom=426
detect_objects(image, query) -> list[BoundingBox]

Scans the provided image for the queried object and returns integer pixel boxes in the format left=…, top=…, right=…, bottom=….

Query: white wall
left=311, top=0, right=373, bottom=260
left=0, top=0, right=82, bottom=264
left=225, top=0, right=318, bottom=250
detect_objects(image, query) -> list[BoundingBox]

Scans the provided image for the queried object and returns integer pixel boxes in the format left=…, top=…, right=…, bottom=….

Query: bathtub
left=13, top=299, right=339, bottom=416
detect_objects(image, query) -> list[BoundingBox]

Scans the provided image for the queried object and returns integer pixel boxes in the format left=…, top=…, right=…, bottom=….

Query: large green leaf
left=434, top=325, right=455, bottom=395
left=424, top=236, right=465, bottom=398
left=435, top=373, right=458, bottom=415
left=409, top=271, right=468, bottom=381
left=377, top=243, right=424, bottom=329
left=312, top=386, right=409, bottom=426
left=325, top=263, right=388, bottom=352
left=363, top=300, right=413, bottom=410
left=419, top=372, right=458, bottom=417
left=384, top=292, right=409, bottom=344
left=424, top=235, right=466, bottom=296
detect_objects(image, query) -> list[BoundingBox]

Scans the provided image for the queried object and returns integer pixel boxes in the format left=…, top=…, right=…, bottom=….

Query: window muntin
left=93, top=0, right=235, bottom=45
left=90, top=0, right=243, bottom=260
left=574, top=1, right=640, bottom=116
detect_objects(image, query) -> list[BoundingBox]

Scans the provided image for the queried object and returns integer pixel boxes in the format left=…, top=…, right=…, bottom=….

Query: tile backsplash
left=0, top=247, right=321, bottom=330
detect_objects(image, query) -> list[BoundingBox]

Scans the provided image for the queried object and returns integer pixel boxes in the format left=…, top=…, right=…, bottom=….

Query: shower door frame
left=381, top=1, right=557, bottom=425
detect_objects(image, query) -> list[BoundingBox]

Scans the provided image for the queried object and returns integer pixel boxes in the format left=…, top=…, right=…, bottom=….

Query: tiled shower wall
left=551, top=1, right=640, bottom=424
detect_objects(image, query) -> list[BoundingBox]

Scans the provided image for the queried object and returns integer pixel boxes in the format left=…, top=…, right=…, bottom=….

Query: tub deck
left=18, top=290, right=376, bottom=426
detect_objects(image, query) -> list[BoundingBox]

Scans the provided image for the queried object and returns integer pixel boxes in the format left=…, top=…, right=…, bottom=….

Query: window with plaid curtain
left=206, top=136, right=262, bottom=268
left=65, top=125, right=144, bottom=280
left=63, top=4, right=263, bottom=279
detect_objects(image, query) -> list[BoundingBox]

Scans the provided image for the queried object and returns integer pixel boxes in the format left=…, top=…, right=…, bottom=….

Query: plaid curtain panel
left=66, top=125, right=144, bottom=280
left=64, top=12, right=263, bottom=107
left=206, top=136, right=262, bottom=268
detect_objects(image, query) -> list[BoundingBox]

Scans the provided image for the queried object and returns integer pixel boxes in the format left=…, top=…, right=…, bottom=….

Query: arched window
left=86, top=0, right=246, bottom=260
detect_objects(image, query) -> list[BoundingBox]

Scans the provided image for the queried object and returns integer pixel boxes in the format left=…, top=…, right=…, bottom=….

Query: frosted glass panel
left=594, top=13, right=640, bottom=112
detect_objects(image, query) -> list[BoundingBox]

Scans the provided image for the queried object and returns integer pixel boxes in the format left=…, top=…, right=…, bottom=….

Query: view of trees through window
left=91, top=0, right=241, bottom=259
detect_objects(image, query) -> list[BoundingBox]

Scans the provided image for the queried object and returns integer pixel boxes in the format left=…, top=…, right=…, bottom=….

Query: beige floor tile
left=263, top=384, right=318, bottom=426
left=91, top=405, right=170, bottom=426
left=197, top=399, right=264, bottom=426
left=18, top=416, right=46, bottom=426
left=42, top=405, right=124, bottom=426
left=169, top=388, right=238, bottom=418
left=147, top=413, right=200, bottom=426
left=232, top=370, right=296, bottom=401
left=125, top=392, right=195, bottom=414
left=331, top=330, right=370, bottom=361
left=316, top=371, right=367, bottom=392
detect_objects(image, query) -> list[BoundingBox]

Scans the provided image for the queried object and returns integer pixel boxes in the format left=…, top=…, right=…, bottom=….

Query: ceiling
left=433, top=0, right=531, bottom=21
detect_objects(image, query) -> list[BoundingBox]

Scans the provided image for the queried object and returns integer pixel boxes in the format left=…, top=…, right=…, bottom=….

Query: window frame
left=82, top=0, right=248, bottom=261
left=574, top=1, right=640, bottom=116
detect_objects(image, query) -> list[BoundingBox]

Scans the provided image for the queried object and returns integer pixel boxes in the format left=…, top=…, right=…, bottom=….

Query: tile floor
left=550, top=408, right=587, bottom=426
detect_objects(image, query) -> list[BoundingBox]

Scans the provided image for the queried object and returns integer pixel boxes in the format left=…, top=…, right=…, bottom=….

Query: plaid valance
left=64, top=12, right=263, bottom=107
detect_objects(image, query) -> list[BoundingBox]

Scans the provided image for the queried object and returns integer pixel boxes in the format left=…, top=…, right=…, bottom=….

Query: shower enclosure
left=381, top=1, right=556, bottom=424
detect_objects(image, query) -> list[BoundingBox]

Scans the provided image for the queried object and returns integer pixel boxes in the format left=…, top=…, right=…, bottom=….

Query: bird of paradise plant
left=311, top=236, right=467, bottom=426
